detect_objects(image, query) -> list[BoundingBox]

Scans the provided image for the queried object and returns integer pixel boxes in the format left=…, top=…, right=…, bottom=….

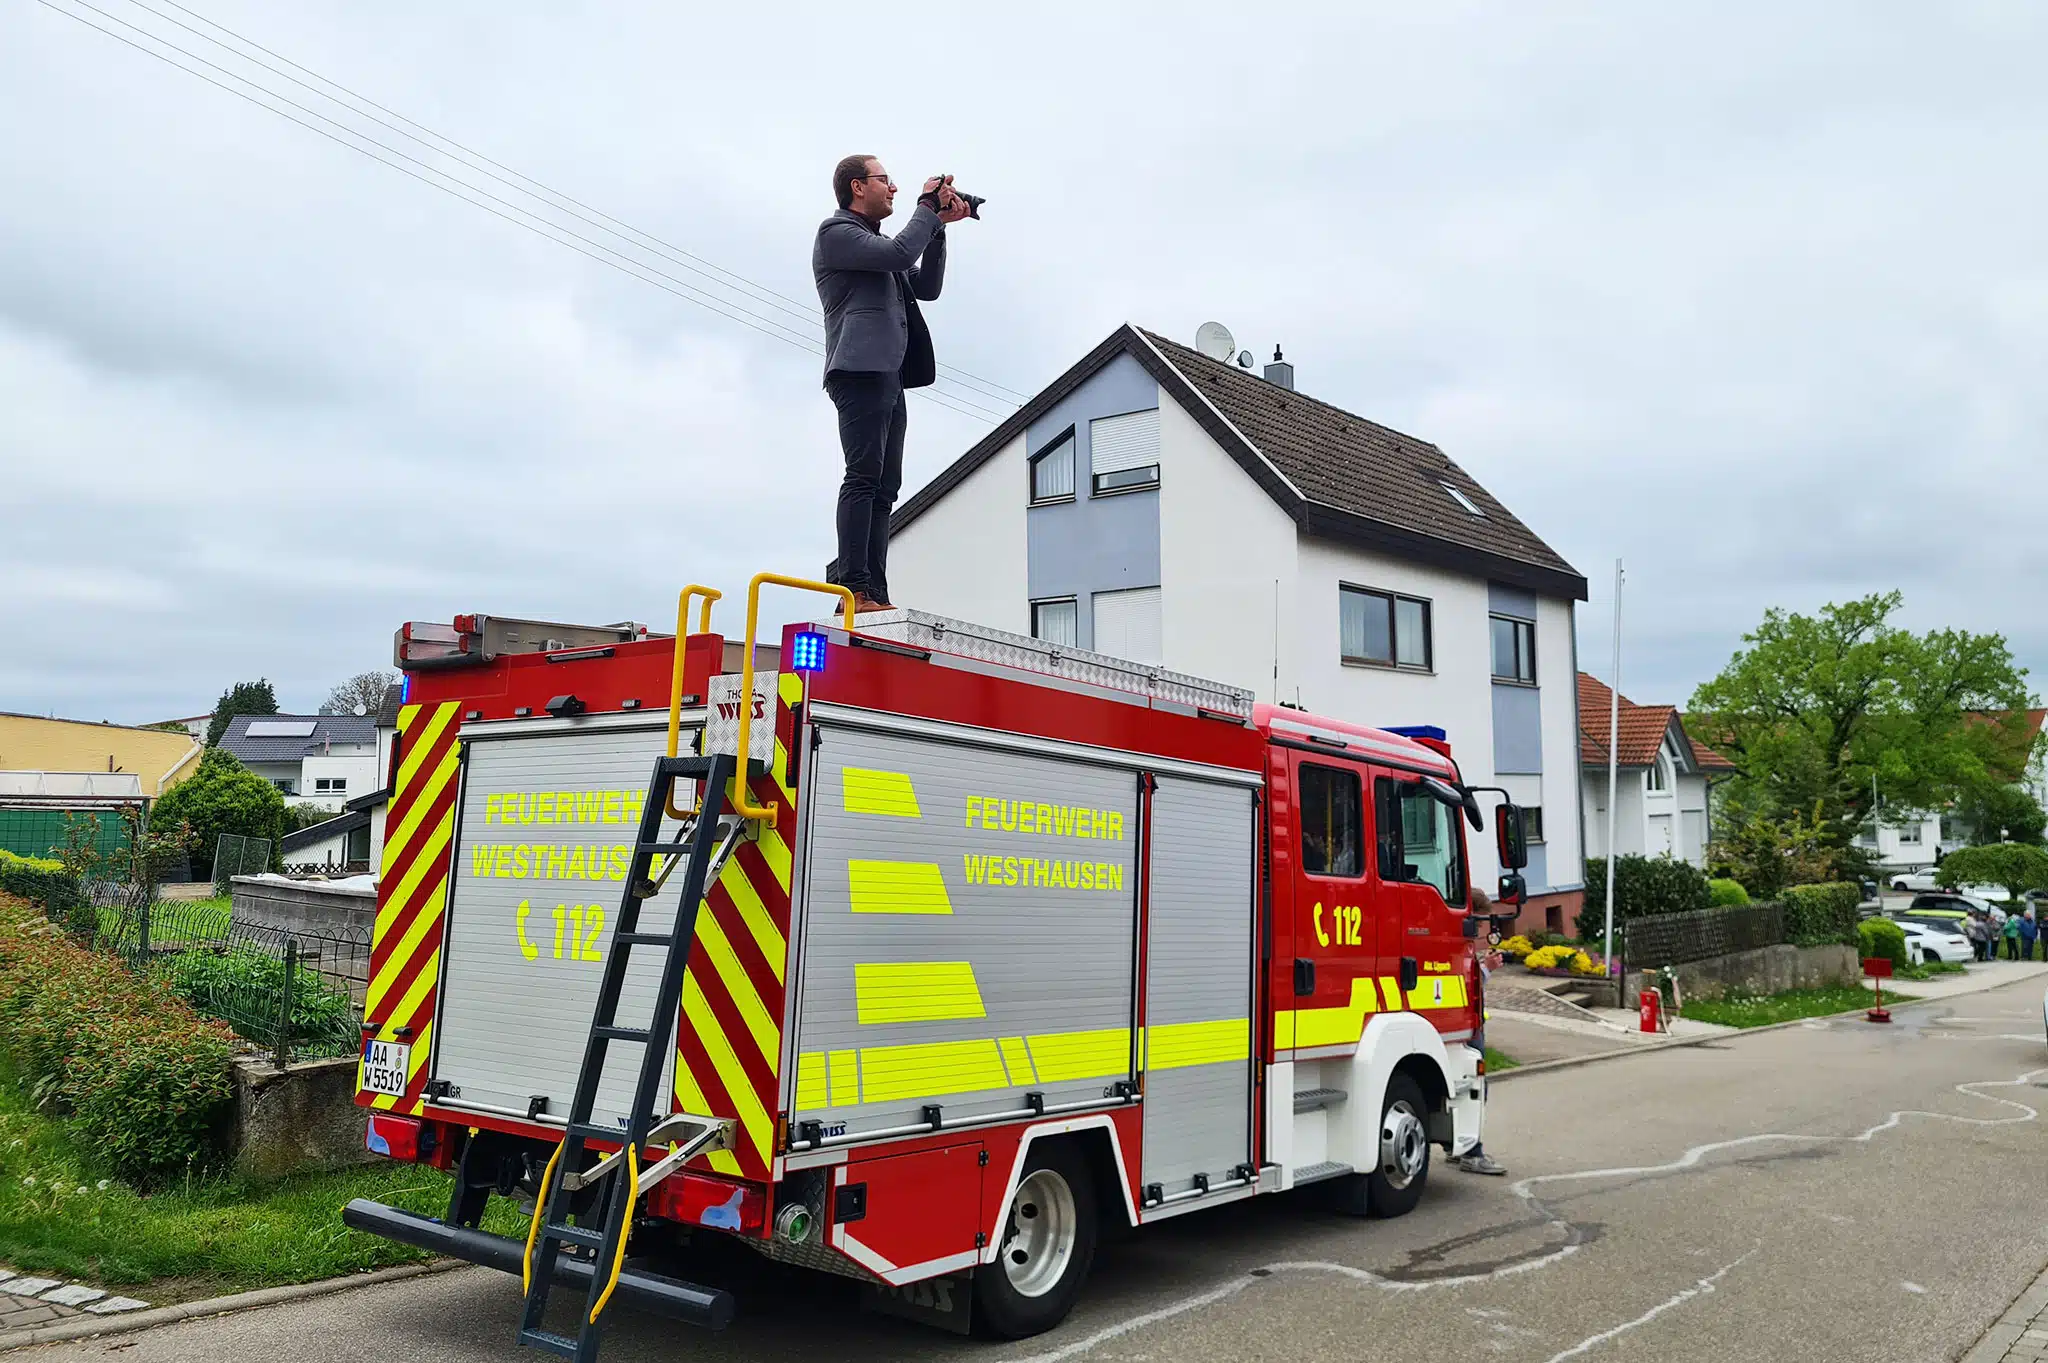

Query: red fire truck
left=343, top=574, right=1529, bottom=1360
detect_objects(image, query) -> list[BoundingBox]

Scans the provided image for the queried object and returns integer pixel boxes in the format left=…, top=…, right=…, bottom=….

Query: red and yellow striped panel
left=672, top=672, right=801, bottom=1180
left=356, top=700, right=463, bottom=1114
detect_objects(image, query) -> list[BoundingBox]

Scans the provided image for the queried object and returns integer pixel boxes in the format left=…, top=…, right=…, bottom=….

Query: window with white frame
left=1030, top=597, right=1078, bottom=648
left=1089, top=409, right=1159, bottom=495
left=273, top=778, right=296, bottom=795
left=1521, top=807, right=1545, bottom=843
left=1647, top=753, right=1669, bottom=792
left=1340, top=585, right=1431, bottom=670
left=1029, top=431, right=1075, bottom=504
left=1898, top=822, right=1922, bottom=845
left=314, top=777, right=347, bottom=794
left=1092, top=586, right=1162, bottom=663
left=1490, top=614, right=1536, bottom=684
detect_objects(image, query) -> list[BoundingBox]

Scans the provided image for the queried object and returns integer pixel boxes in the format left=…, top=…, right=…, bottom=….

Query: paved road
left=31, top=979, right=2048, bottom=1363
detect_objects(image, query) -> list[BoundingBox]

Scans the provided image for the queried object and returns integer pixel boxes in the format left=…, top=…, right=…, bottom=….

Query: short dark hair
left=833, top=154, right=877, bottom=210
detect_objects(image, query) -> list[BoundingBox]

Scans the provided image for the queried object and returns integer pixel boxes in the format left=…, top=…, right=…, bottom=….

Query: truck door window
left=1297, top=763, right=1363, bottom=878
left=1375, top=776, right=1467, bottom=908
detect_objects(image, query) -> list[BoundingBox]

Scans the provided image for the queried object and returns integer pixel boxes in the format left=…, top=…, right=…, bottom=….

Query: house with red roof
left=1578, top=674, right=1734, bottom=874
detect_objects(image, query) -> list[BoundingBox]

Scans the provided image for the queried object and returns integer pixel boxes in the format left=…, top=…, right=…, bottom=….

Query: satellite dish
left=352, top=703, right=368, bottom=717
left=1237, top=350, right=1255, bottom=368
left=1194, top=321, right=1235, bottom=361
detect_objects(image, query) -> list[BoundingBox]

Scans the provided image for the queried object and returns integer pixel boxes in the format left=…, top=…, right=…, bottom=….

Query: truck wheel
left=1325, top=1072, right=1431, bottom=1218
left=973, top=1143, right=1098, bottom=1339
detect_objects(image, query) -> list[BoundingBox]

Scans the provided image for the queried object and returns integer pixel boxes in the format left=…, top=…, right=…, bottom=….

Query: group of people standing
left=1963, top=902, right=2040, bottom=960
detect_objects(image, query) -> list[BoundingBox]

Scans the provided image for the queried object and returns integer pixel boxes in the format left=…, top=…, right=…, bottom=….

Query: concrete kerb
left=0, top=1261, right=466, bottom=1352
left=1961, top=1261, right=2048, bottom=1362
left=1490, top=964, right=2034, bottom=1084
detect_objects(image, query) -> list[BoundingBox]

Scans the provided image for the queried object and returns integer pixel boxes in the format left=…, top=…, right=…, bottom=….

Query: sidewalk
left=1963, top=1264, right=2048, bottom=1362
left=1884, top=958, right=2048, bottom=1002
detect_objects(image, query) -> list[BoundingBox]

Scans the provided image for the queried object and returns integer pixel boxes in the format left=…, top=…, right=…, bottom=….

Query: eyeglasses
left=855, top=174, right=896, bottom=188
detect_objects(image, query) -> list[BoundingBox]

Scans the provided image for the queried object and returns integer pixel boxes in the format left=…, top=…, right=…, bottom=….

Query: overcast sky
left=3, top=1, right=2042, bottom=724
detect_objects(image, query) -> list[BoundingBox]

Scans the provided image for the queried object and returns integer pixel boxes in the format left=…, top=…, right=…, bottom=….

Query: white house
left=1577, top=674, right=1733, bottom=869
left=1856, top=708, right=2047, bottom=872
left=886, top=323, right=1591, bottom=930
left=218, top=714, right=378, bottom=812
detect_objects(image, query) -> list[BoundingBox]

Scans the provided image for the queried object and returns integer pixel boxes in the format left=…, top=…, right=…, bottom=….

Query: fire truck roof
left=1253, top=703, right=1458, bottom=778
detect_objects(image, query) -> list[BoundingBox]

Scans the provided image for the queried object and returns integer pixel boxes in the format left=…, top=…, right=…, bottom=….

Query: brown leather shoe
left=853, top=594, right=891, bottom=614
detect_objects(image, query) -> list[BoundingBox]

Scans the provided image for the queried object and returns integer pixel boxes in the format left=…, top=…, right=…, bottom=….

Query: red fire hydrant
left=1638, top=988, right=1662, bottom=1033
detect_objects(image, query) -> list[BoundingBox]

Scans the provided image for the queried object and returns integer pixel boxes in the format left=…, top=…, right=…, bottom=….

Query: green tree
left=150, top=748, right=289, bottom=877
left=204, top=679, right=280, bottom=748
left=1936, top=842, right=2048, bottom=903
left=1689, top=592, right=2034, bottom=853
left=1952, top=782, right=2047, bottom=846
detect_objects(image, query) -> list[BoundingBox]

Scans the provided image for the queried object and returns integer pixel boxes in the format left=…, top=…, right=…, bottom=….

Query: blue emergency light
left=790, top=630, right=829, bottom=674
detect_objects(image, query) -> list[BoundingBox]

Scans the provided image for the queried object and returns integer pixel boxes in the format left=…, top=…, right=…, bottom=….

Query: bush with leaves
left=0, top=894, right=234, bottom=1182
left=160, top=945, right=358, bottom=1056
left=1708, top=806, right=1840, bottom=901
left=1937, top=843, right=2048, bottom=904
left=1857, top=917, right=1909, bottom=969
left=0, top=851, right=84, bottom=916
left=1782, top=882, right=1861, bottom=946
left=1707, top=878, right=1751, bottom=907
left=1577, top=856, right=1713, bottom=939
left=149, top=748, right=289, bottom=880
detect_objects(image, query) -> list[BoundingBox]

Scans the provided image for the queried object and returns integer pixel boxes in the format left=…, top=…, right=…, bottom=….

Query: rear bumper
left=340, top=1199, right=734, bottom=1330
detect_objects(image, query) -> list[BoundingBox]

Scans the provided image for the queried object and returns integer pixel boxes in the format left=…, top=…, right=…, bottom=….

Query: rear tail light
left=366, top=1112, right=422, bottom=1161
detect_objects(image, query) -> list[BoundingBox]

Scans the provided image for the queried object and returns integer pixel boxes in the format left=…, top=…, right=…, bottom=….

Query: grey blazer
left=813, top=205, right=947, bottom=386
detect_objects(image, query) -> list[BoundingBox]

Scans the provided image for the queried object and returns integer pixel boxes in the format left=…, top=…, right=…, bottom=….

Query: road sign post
left=1861, top=956, right=1893, bottom=1023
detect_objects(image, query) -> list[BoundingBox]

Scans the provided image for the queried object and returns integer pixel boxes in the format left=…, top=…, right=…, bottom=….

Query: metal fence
left=51, top=890, right=368, bottom=1068
left=1621, top=902, right=1786, bottom=970
left=211, top=834, right=274, bottom=897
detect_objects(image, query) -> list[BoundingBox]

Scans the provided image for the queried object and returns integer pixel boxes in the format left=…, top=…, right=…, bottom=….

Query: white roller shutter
left=1093, top=586, right=1162, bottom=663
left=1090, top=408, right=1160, bottom=476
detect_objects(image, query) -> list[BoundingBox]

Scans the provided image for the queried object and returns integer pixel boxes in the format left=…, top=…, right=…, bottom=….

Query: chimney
left=1264, top=346, right=1294, bottom=390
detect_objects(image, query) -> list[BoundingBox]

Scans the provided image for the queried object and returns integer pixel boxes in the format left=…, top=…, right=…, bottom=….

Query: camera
left=923, top=176, right=985, bottom=219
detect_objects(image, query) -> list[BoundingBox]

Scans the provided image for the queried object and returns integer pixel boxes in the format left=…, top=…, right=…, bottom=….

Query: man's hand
left=938, top=188, right=973, bottom=224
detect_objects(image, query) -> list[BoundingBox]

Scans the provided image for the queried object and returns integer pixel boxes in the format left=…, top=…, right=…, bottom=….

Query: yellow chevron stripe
left=1381, top=976, right=1405, bottom=1012
left=394, top=701, right=458, bottom=797
left=755, top=814, right=792, bottom=893
left=848, top=860, right=951, bottom=915
left=375, top=799, right=456, bottom=941
left=1277, top=975, right=1381, bottom=1051
left=682, top=975, right=772, bottom=1167
left=365, top=1019, right=434, bottom=1111
left=364, top=880, right=445, bottom=1014
left=1147, top=1018, right=1251, bottom=1070
left=673, top=1061, right=746, bottom=1177
left=858, top=1038, right=1008, bottom=1104
left=842, top=768, right=922, bottom=818
left=795, top=1052, right=826, bottom=1109
left=715, top=858, right=786, bottom=983
left=1025, top=1028, right=1129, bottom=1083
left=854, top=961, right=985, bottom=1024
left=691, top=912, right=779, bottom=1074
left=382, top=742, right=461, bottom=877
left=377, top=944, right=442, bottom=1049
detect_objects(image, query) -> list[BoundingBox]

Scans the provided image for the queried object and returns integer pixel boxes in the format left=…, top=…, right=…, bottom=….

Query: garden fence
left=211, top=833, right=273, bottom=896
left=46, top=891, right=368, bottom=1068
left=1621, top=902, right=1786, bottom=970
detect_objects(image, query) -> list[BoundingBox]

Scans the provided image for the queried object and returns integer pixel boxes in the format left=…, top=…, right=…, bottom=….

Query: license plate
left=361, top=1040, right=412, bottom=1097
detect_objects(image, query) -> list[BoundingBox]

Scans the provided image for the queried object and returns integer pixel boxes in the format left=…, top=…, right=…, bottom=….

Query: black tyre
left=1325, top=1072, right=1431, bottom=1219
left=972, top=1142, right=1098, bottom=1339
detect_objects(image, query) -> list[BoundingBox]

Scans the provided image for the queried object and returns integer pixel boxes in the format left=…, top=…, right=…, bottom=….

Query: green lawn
left=0, top=1062, right=521, bottom=1298
left=94, top=896, right=232, bottom=946
left=1681, top=984, right=1918, bottom=1029
left=1484, top=1047, right=1519, bottom=1072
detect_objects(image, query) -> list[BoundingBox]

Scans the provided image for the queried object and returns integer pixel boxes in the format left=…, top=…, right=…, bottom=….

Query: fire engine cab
left=343, top=574, right=1529, bottom=1360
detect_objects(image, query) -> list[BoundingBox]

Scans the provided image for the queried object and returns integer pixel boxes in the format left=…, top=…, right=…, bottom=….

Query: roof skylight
left=1440, top=481, right=1486, bottom=518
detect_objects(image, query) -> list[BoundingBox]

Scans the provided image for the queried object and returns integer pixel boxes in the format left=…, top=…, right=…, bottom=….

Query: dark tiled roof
left=1140, top=331, right=1581, bottom=586
left=891, top=323, right=1587, bottom=600
left=281, top=807, right=370, bottom=855
left=374, top=683, right=404, bottom=729
left=219, top=713, right=376, bottom=764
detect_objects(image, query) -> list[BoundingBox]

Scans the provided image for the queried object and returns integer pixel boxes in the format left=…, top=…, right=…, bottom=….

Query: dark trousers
left=825, top=370, right=907, bottom=603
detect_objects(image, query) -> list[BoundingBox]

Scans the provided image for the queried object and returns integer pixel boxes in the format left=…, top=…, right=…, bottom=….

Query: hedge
left=1857, top=917, right=1909, bottom=969
left=1707, top=878, right=1751, bottom=907
left=1577, top=856, right=1713, bottom=939
left=0, top=894, right=234, bottom=1182
left=1782, top=881, right=1861, bottom=947
left=0, top=850, right=83, bottom=913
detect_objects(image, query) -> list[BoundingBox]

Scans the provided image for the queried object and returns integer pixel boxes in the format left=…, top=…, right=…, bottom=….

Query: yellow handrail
left=521, top=1139, right=566, bottom=1295
left=732, top=572, right=856, bottom=827
left=664, top=585, right=724, bottom=819
left=589, top=1146, right=639, bottom=1323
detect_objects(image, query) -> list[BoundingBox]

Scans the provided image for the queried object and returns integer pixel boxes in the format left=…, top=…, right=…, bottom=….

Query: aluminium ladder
left=516, top=751, right=743, bottom=1362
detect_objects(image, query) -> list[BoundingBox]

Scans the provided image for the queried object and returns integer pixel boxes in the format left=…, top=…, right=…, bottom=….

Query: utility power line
left=33, top=0, right=1023, bottom=423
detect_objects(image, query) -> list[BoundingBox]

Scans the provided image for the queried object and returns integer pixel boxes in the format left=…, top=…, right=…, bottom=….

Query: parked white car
left=1887, top=869, right=2009, bottom=900
left=1895, top=919, right=1973, bottom=965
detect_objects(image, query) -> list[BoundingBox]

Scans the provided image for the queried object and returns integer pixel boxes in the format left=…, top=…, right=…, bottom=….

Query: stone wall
left=229, top=1055, right=370, bottom=1180
left=229, top=876, right=374, bottom=937
left=1624, top=943, right=1860, bottom=1003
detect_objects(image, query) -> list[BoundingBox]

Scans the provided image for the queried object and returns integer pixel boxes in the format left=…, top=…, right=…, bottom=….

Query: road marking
left=1539, top=1250, right=1754, bottom=1362
left=1002, top=1060, right=2048, bottom=1363
left=1901, top=1281, right=1928, bottom=1294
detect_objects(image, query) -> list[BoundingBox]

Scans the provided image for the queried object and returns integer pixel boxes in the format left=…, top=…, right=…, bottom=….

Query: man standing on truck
left=815, top=156, right=973, bottom=613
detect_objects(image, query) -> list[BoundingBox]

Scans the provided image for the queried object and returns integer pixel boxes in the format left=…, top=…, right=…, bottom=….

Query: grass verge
left=1892, top=960, right=1968, bottom=982
left=93, top=896, right=231, bottom=945
left=0, top=1060, right=520, bottom=1298
left=1680, top=984, right=1918, bottom=1029
left=1483, top=1047, right=1519, bottom=1073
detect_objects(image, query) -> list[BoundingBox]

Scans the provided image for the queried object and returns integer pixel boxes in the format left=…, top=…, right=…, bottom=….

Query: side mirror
left=1495, top=802, right=1529, bottom=871
left=1497, top=872, right=1527, bottom=906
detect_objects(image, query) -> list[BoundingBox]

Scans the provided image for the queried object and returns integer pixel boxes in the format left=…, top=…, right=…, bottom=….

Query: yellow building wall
left=0, top=715, right=205, bottom=796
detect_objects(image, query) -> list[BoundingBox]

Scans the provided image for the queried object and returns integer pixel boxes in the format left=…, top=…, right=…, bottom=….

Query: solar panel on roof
left=244, top=721, right=317, bottom=737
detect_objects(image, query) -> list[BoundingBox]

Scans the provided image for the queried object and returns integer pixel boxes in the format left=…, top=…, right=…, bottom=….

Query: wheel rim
left=1001, top=1169, right=1077, bottom=1299
left=1380, top=1100, right=1427, bottom=1190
